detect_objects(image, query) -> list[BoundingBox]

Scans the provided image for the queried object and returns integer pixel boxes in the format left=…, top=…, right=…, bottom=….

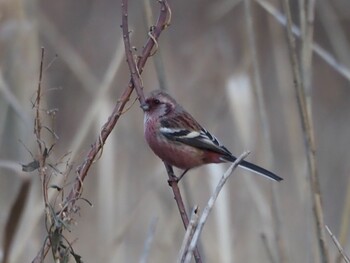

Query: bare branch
left=177, top=206, right=199, bottom=263
left=164, top=164, right=202, bottom=263
left=121, top=0, right=170, bottom=103
left=255, top=0, right=350, bottom=82
left=32, top=2, right=170, bottom=262
left=326, top=225, right=350, bottom=263
left=183, top=151, right=250, bottom=263
left=281, top=0, right=329, bottom=262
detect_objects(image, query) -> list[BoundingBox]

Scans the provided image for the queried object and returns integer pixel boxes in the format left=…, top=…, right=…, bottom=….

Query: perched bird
left=141, top=90, right=282, bottom=182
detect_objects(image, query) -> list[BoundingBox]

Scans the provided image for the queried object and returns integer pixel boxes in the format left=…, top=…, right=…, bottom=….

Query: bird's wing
left=160, top=116, right=283, bottom=182
left=160, top=119, right=233, bottom=160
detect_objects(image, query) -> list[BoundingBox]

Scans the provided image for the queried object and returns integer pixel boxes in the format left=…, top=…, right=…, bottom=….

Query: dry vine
left=120, top=0, right=202, bottom=262
left=31, top=1, right=170, bottom=262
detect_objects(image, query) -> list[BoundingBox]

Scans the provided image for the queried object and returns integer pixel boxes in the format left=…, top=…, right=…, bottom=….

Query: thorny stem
left=32, top=1, right=170, bottom=262
left=164, top=164, right=202, bottom=263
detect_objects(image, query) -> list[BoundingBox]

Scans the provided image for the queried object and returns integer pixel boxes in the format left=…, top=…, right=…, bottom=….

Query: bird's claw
left=167, top=175, right=179, bottom=186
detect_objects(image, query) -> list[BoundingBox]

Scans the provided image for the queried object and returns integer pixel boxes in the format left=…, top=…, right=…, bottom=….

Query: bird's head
left=141, top=90, right=176, bottom=119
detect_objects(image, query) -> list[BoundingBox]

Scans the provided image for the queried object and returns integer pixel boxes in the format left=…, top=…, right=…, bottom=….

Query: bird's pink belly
left=145, top=127, right=223, bottom=169
left=156, top=143, right=204, bottom=169
left=145, top=130, right=199, bottom=169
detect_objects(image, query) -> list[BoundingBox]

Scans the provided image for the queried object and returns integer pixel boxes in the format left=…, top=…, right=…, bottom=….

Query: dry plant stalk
left=31, top=1, right=170, bottom=262
left=255, top=0, right=350, bottom=82
left=177, top=206, right=200, bottom=263
left=121, top=1, right=202, bottom=262
left=30, top=48, right=84, bottom=262
left=281, top=0, right=329, bottom=262
left=183, top=152, right=250, bottom=263
left=164, top=164, right=203, bottom=263
left=243, top=1, right=286, bottom=261
left=326, top=225, right=350, bottom=263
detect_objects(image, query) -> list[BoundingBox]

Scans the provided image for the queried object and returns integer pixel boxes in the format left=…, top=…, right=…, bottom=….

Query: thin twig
left=183, top=151, right=250, bottom=263
left=318, top=2, right=350, bottom=257
left=67, top=0, right=168, bottom=210
left=27, top=25, right=123, bottom=263
left=337, top=175, right=350, bottom=263
left=325, top=225, right=350, bottom=263
left=35, top=48, right=50, bottom=208
left=122, top=6, right=193, bottom=263
left=121, top=0, right=146, bottom=104
left=177, top=206, right=199, bottom=263
left=121, top=0, right=170, bottom=103
left=33, top=48, right=55, bottom=262
left=35, top=48, right=45, bottom=155
left=143, top=0, right=168, bottom=90
left=243, top=1, right=285, bottom=261
left=281, top=0, right=329, bottom=262
left=31, top=2, right=169, bottom=262
left=33, top=51, right=61, bottom=262
left=300, top=0, right=316, bottom=95
left=164, top=164, right=202, bottom=263
left=255, top=0, right=350, bottom=82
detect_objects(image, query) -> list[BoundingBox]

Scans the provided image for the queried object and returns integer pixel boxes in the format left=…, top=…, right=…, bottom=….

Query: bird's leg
left=164, top=164, right=189, bottom=184
left=167, top=169, right=189, bottom=184
left=177, top=169, right=189, bottom=182
left=164, top=163, right=178, bottom=185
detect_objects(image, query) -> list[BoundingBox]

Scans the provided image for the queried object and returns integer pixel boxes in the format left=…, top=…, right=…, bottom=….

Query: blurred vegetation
left=0, top=0, right=350, bottom=262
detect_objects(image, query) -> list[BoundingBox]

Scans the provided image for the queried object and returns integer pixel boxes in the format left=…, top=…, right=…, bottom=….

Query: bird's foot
left=167, top=175, right=180, bottom=186
left=167, top=168, right=189, bottom=185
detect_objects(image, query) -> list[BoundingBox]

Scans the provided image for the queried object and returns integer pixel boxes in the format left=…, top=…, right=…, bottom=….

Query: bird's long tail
left=223, top=155, right=283, bottom=181
left=238, top=160, right=283, bottom=181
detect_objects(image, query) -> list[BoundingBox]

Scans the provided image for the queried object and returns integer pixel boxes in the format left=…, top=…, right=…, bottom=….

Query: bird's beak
left=140, top=102, right=149, bottom=111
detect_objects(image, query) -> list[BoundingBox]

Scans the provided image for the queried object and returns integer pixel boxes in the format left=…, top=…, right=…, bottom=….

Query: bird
left=141, top=89, right=282, bottom=182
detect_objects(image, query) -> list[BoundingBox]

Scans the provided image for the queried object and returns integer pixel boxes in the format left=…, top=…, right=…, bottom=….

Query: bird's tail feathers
left=238, top=160, right=283, bottom=182
left=220, top=155, right=282, bottom=182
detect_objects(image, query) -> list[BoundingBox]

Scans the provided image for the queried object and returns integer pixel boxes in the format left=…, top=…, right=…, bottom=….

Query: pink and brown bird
left=141, top=90, right=282, bottom=182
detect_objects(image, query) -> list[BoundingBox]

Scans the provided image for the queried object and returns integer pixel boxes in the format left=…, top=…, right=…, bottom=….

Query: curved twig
left=31, top=2, right=169, bottom=262
left=164, top=164, right=203, bottom=263
left=183, top=152, right=250, bottom=263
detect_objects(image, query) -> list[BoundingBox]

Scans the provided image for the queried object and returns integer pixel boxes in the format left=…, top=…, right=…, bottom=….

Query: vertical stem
left=243, top=1, right=286, bottom=261
left=164, top=163, right=202, bottom=263
left=281, top=0, right=329, bottom=262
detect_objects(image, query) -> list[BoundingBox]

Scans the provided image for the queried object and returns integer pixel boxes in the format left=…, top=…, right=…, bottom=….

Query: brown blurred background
left=1, top=0, right=350, bottom=262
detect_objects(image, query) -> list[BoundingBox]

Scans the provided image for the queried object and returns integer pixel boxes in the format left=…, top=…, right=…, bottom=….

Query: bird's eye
left=154, top=99, right=161, bottom=105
